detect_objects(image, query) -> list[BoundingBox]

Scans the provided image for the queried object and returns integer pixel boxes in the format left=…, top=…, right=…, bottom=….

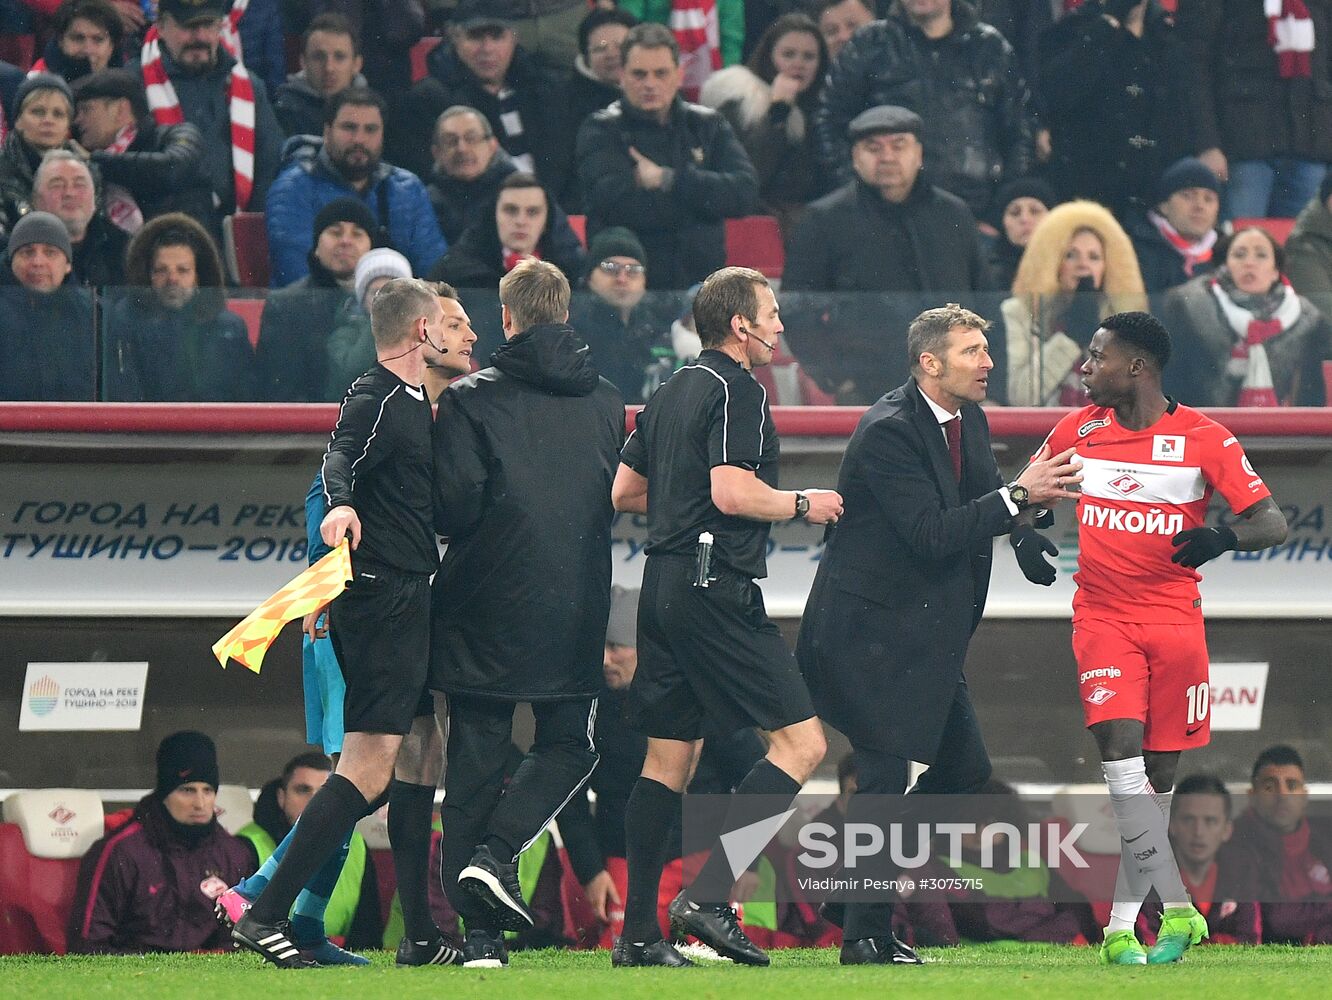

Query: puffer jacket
left=89, top=117, right=213, bottom=232
left=264, top=137, right=447, bottom=286
left=814, top=0, right=1035, bottom=217
left=1177, top=0, right=1332, bottom=162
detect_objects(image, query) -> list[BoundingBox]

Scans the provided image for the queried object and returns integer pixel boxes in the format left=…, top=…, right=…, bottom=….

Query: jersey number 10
left=1185, top=683, right=1210, bottom=725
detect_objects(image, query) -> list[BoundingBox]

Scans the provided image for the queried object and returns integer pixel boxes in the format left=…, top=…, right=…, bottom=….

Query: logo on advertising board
left=28, top=675, right=59, bottom=716
left=18, top=662, right=149, bottom=732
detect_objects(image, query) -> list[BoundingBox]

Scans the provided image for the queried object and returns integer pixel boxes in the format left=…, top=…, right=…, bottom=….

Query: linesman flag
left=212, top=541, right=352, bottom=673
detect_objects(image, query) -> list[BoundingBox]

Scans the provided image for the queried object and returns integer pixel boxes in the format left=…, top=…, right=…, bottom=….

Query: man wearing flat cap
left=127, top=0, right=284, bottom=229
left=73, top=67, right=214, bottom=232
left=783, top=105, right=992, bottom=404
left=70, top=730, right=253, bottom=953
left=0, top=210, right=96, bottom=400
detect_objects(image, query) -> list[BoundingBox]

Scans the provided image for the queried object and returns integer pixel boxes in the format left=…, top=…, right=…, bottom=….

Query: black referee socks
left=689, top=759, right=802, bottom=908
left=388, top=779, right=438, bottom=943
left=622, top=777, right=682, bottom=943
left=249, top=772, right=367, bottom=924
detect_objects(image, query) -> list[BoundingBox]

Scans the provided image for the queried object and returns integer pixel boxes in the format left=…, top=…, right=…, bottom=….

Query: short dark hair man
left=1222, top=746, right=1332, bottom=944
left=73, top=67, right=214, bottom=231
left=797, top=303, right=1080, bottom=964
left=274, top=13, right=365, bottom=138
left=783, top=105, right=991, bottom=403
left=265, top=86, right=447, bottom=286
left=430, top=258, right=625, bottom=968
left=233, top=278, right=471, bottom=968
left=577, top=23, right=760, bottom=289
left=1031, top=311, right=1288, bottom=964
left=609, top=266, right=842, bottom=968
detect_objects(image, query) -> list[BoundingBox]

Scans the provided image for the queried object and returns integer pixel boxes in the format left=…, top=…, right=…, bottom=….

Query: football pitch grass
left=5, top=944, right=1331, bottom=999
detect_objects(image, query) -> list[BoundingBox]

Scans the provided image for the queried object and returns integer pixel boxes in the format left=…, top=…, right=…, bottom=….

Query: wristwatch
left=794, top=492, right=810, bottom=520
left=1005, top=482, right=1030, bottom=511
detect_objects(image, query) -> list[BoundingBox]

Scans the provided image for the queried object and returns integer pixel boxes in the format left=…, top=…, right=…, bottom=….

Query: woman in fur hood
left=701, top=13, right=828, bottom=235
left=1002, top=199, right=1147, bottom=406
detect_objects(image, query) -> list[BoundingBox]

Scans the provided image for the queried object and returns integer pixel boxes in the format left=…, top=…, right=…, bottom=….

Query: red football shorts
left=1071, top=618, right=1211, bottom=751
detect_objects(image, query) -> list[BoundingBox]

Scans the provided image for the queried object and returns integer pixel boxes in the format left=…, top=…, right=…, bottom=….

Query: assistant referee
left=609, top=266, right=843, bottom=968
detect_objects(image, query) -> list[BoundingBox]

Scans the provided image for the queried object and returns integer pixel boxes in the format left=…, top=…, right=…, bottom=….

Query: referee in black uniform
left=609, top=266, right=843, bottom=968
left=235, top=278, right=462, bottom=968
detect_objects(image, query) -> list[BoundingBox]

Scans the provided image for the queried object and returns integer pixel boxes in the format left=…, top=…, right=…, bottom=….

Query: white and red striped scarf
left=1211, top=274, right=1302, bottom=407
left=1266, top=0, right=1315, bottom=79
left=1148, top=209, right=1217, bottom=277
left=139, top=0, right=255, bottom=209
left=670, top=0, right=720, bottom=102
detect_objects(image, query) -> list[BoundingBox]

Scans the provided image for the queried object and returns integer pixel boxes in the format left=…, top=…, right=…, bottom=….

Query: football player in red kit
left=1014, top=312, right=1288, bottom=966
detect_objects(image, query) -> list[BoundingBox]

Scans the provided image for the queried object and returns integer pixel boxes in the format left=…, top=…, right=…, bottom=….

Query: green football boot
left=1147, top=905, right=1209, bottom=963
left=1099, top=928, right=1148, bottom=966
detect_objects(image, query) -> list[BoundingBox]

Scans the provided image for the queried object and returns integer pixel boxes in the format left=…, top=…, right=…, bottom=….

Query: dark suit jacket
left=796, top=378, right=1012, bottom=760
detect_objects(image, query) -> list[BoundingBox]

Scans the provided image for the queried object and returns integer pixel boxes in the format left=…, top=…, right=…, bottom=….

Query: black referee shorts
left=329, top=561, right=435, bottom=736
left=629, top=554, right=816, bottom=741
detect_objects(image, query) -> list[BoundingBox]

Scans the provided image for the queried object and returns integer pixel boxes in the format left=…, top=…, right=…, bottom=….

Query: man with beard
left=128, top=0, right=283, bottom=230
left=266, top=86, right=446, bottom=287
left=70, top=731, right=253, bottom=953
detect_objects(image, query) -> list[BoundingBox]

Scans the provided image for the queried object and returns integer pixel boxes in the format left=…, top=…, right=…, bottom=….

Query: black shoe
left=667, top=890, right=769, bottom=967
left=396, top=930, right=464, bottom=966
left=840, top=935, right=923, bottom=966
left=819, top=900, right=845, bottom=928
left=232, top=913, right=319, bottom=968
left=459, top=845, right=534, bottom=931
left=612, top=938, right=695, bottom=967
left=461, top=929, right=510, bottom=969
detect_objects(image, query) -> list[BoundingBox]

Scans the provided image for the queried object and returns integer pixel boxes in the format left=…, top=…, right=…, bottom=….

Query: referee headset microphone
left=741, top=322, right=778, bottom=353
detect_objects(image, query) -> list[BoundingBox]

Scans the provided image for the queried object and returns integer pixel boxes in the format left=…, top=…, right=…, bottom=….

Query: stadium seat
left=566, top=214, right=587, bottom=248
left=284, top=33, right=301, bottom=74
left=1232, top=217, right=1296, bottom=246
left=1049, top=784, right=1122, bottom=928
left=725, top=216, right=785, bottom=279
left=0, top=34, right=34, bottom=70
left=212, top=784, right=254, bottom=835
left=751, top=339, right=835, bottom=405
left=0, top=789, right=104, bottom=954
left=410, top=37, right=443, bottom=83
left=223, top=212, right=271, bottom=288
left=224, top=298, right=265, bottom=349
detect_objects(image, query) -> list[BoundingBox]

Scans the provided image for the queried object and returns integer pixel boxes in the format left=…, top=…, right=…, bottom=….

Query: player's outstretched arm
left=1171, top=497, right=1288, bottom=569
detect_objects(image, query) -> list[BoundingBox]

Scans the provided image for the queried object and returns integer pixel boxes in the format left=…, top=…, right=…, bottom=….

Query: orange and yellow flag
left=212, top=541, right=353, bottom=674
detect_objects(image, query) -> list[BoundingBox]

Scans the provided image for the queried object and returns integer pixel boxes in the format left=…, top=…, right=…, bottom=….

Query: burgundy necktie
left=945, top=416, right=963, bottom=482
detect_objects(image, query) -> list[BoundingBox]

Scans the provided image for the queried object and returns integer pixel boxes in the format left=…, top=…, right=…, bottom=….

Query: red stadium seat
left=725, top=215, right=785, bottom=278
left=1232, top=217, right=1296, bottom=246
left=224, top=212, right=271, bottom=288
left=225, top=299, right=265, bottom=350
left=0, top=790, right=104, bottom=955
left=284, top=33, right=301, bottom=74
left=410, top=37, right=443, bottom=83
left=566, top=214, right=587, bottom=248
left=0, top=34, right=35, bottom=71
left=751, top=339, right=836, bottom=405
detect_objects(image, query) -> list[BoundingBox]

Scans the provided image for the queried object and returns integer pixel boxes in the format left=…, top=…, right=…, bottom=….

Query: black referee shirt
left=320, top=363, right=437, bottom=575
left=621, top=349, right=780, bottom=579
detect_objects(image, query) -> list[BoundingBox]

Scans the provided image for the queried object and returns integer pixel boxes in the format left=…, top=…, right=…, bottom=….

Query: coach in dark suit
left=797, top=303, right=1079, bottom=965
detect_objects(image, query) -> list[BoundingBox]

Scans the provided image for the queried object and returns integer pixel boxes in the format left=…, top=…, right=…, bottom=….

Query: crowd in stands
left=0, top=0, right=1328, bottom=407
left=3, top=590, right=1329, bottom=955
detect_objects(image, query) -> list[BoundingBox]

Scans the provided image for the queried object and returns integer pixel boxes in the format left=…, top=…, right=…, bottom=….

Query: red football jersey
left=1039, top=402, right=1271, bottom=623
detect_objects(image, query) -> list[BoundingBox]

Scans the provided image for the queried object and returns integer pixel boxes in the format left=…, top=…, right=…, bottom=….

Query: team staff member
left=798, top=304, right=1082, bottom=965
left=234, top=278, right=471, bottom=968
left=1032, top=312, right=1287, bottom=965
left=609, top=266, right=842, bottom=969
left=430, top=258, right=625, bottom=970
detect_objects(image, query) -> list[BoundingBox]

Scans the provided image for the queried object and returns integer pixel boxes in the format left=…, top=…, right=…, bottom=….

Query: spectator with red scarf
left=1129, top=157, right=1222, bottom=293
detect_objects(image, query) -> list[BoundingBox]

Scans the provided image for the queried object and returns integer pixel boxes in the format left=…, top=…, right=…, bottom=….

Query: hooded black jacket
left=430, top=323, right=625, bottom=701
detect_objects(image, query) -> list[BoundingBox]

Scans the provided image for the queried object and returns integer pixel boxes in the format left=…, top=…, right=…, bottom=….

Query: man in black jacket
left=815, top=0, right=1035, bottom=218
left=31, top=150, right=128, bottom=287
left=576, top=23, right=759, bottom=290
left=1128, top=157, right=1221, bottom=294
left=796, top=304, right=1080, bottom=964
left=783, top=106, right=993, bottom=404
left=1038, top=0, right=1190, bottom=219
left=393, top=4, right=575, bottom=206
left=72, top=68, right=214, bottom=232
left=431, top=258, right=624, bottom=969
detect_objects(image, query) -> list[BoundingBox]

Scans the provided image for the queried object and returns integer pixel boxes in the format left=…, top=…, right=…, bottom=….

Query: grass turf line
left=4, top=944, right=1331, bottom=999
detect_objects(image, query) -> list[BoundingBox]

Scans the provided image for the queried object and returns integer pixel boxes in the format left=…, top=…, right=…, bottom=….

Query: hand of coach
left=1013, top=444, right=1083, bottom=504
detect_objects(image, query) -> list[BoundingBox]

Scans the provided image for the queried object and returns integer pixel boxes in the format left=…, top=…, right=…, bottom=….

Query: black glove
left=1011, top=524, right=1059, bottom=586
left=1170, top=526, right=1237, bottom=568
left=1103, top=0, right=1144, bottom=21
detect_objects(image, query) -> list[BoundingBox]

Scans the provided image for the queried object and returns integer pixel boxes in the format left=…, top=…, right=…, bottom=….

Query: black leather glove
left=1011, top=524, right=1059, bottom=586
left=1170, top=526, right=1237, bottom=568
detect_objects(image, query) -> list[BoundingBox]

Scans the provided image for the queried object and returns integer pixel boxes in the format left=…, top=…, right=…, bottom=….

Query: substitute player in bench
left=1020, top=311, right=1287, bottom=966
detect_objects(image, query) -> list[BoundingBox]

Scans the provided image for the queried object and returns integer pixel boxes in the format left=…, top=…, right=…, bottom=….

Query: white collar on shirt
left=920, top=387, right=960, bottom=440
